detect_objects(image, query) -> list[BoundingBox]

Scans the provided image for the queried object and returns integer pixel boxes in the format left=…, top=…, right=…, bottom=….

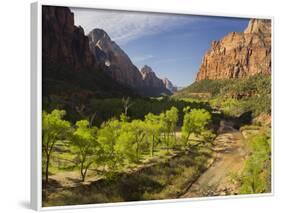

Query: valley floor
left=44, top=120, right=262, bottom=207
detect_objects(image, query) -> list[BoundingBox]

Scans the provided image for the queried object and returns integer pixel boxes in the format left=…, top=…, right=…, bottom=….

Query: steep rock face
left=42, top=6, right=138, bottom=101
left=162, top=77, right=177, bottom=93
left=88, top=29, right=171, bottom=96
left=140, top=65, right=165, bottom=88
left=88, top=29, right=145, bottom=89
left=43, top=6, right=171, bottom=97
left=196, top=19, right=271, bottom=81
left=140, top=65, right=172, bottom=95
left=244, top=19, right=271, bottom=34
left=42, top=6, right=95, bottom=70
left=140, top=65, right=171, bottom=95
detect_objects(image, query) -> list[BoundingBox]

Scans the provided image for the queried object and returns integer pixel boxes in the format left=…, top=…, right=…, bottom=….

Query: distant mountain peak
left=140, top=65, right=161, bottom=82
left=88, top=28, right=111, bottom=44
left=141, top=65, right=153, bottom=73
left=88, top=31, right=171, bottom=97
left=138, top=66, right=172, bottom=96
left=140, top=65, right=156, bottom=79
left=162, top=77, right=177, bottom=93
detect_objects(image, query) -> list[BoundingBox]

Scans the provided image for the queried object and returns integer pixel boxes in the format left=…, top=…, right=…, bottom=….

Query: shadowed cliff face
left=42, top=6, right=139, bottom=102
left=88, top=29, right=171, bottom=96
left=88, top=28, right=145, bottom=89
left=196, top=19, right=271, bottom=81
left=42, top=6, right=172, bottom=98
left=42, top=6, right=95, bottom=70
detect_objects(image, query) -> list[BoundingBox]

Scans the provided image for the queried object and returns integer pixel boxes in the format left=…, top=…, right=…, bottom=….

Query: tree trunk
left=136, top=141, right=139, bottom=161
left=166, top=132, right=170, bottom=153
left=81, top=167, right=87, bottom=182
left=83, top=167, right=89, bottom=182
left=45, top=154, right=50, bottom=189
left=43, top=154, right=50, bottom=201
left=81, top=172, right=85, bottom=182
left=185, top=133, right=191, bottom=150
left=151, top=136, right=154, bottom=157
left=80, top=161, right=85, bottom=182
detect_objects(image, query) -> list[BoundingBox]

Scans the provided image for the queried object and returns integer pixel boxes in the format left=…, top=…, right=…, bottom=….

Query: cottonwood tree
left=115, top=123, right=137, bottom=163
left=181, top=107, right=211, bottom=148
left=97, top=119, right=123, bottom=176
left=145, top=113, right=162, bottom=157
left=72, top=120, right=99, bottom=182
left=160, top=107, right=179, bottom=151
left=166, top=106, right=179, bottom=139
left=129, top=120, right=146, bottom=161
left=42, top=110, right=71, bottom=189
left=122, top=97, right=134, bottom=116
left=115, top=117, right=146, bottom=163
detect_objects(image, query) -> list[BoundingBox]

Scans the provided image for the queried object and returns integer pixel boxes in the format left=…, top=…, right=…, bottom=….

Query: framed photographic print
left=31, top=1, right=273, bottom=210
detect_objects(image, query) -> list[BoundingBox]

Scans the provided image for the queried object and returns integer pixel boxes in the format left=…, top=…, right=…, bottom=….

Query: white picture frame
left=31, top=1, right=274, bottom=210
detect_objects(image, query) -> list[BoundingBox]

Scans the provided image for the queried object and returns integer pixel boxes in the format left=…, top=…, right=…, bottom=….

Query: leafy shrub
left=174, top=74, right=271, bottom=117
left=240, top=133, right=271, bottom=194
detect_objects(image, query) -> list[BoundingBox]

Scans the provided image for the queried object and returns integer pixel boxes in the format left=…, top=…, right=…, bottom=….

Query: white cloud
left=70, top=7, right=200, bottom=44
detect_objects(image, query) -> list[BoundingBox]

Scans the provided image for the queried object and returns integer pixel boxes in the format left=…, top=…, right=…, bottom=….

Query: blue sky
left=71, top=8, right=249, bottom=87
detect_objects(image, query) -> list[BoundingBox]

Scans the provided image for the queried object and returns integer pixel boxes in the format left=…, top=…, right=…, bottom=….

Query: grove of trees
left=42, top=106, right=213, bottom=189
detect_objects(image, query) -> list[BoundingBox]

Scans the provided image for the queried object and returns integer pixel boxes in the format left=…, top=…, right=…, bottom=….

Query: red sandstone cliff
left=196, top=19, right=271, bottom=81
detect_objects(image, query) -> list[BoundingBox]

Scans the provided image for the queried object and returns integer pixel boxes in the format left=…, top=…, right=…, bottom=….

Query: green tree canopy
left=42, top=109, right=71, bottom=188
left=72, top=120, right=99, bottom=181
left=97, top=119, right=123, bottom=175
left=181, top=107, right=211, bottom=147
left=145, top=113, right=162, bottom=156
